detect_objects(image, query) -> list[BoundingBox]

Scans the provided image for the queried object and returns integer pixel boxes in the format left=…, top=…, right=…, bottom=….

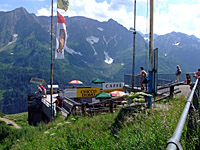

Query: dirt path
left=0, top=117, right=21, bottom=129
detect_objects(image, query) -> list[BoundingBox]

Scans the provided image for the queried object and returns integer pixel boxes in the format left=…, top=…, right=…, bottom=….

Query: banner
left=77, top=88, right=100, bottom=98
left=57, top=0, right=69, bottom=11
left=55, top=11, right=66, bottom=59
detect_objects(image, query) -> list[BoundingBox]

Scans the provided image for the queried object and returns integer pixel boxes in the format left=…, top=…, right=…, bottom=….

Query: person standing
left=137, top=66, right=148, bottom=91
left=175, top=65, right=182, bottom=82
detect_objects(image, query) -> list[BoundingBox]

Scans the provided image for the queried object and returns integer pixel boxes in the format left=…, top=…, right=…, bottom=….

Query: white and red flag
left=55, top=11, right=67, bottom=59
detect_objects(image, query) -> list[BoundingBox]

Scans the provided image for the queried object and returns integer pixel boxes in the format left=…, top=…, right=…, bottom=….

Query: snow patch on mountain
left=8, top=34, right=18, bottom=45
left=144, top=37, right=149, bottom=41
left=65, top=47, right=82, bottom=56
left=113, top=35, right=118, bottom=46
left=97, top=27, right=104, bottom=31
left=104, top=51, right=113, bottom=65
left=103, top=34, right=118, bottom=47
left=86, top=36, right=99, bottom=55
left=173, top=42, right=180, bottom=46
left=91, top=45, right=98, bottom=55
left=86, top=36, right=99, bottom=45
left=103, top=36, right=114, bottom=46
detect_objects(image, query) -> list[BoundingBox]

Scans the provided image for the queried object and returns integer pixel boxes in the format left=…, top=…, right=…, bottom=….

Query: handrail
left=166, top=79, right=199, bottom=150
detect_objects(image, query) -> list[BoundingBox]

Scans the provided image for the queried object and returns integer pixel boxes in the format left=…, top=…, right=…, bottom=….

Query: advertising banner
left=77, top=88, right=100, bottom=98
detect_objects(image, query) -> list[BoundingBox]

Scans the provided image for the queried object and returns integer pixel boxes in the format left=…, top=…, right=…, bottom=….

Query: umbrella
left=109, top=91, right=125, bottom=97
left=69, top=80, right=83, bottom=84
left=92, top=79, right=105, bottom=84
left=96, top=92, right=112, bottom=99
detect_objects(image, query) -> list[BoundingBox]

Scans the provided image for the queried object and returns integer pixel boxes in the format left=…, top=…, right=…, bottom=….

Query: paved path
left=175, top=84, right=191, bottom=99
left=0, top=117, right=21, bottom=129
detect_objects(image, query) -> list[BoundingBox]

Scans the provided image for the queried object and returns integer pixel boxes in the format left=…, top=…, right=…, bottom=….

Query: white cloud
left=110, top=0, right=133, bottom=11
left=36, top=8, right=50, bottom=16
left=36, top=0, right=200, bottom=38
left=154, top=2, right=200, bottom=38
left=36, top=3, right=57, bottom=16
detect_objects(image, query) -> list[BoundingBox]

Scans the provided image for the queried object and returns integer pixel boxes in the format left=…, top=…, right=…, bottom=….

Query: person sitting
left=194, top=69, right=200, bottom=80
left=190, top=69, right=200, bottom=90
left=185, top=73, right=191, bottom=85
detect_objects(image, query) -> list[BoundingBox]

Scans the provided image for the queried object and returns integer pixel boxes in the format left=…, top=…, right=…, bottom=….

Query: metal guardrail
left=166, top=79, right=200, bottom=150
left=124, top=74, right=173, bottom=87
left=124, top=73, right=196, bottom=87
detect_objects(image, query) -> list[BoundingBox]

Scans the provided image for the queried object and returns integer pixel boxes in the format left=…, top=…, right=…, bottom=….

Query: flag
left=57, top=0, right=69, bottom=11
left=55, top=11, right=67, bottom=59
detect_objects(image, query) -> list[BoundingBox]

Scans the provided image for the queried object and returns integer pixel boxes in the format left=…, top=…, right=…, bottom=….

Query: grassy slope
left=0, top=96, right=199, bottom=150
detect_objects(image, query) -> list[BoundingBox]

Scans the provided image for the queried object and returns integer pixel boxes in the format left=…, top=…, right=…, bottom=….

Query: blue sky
left=1, top=0, right=200, bottom=38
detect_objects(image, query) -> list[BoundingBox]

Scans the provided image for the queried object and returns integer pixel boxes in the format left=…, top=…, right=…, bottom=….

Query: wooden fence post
left=81, top=103, right=86, bottom=115
left=109, top=99, right=113, bottom=113
left=169, top=85, right=174, bottom=99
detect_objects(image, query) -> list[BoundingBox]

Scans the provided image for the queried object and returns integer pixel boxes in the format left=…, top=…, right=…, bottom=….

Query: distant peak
left=106, top=18, right=121, bottom=26
left=12, top=7, right=28, bottom=14
left=108, top=18, right=117, bottom=23
left=14, top=7, right=25, bottom=11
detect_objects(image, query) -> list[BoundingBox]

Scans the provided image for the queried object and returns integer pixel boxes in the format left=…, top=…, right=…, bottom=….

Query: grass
left=0, top=96, right=199, bottom=150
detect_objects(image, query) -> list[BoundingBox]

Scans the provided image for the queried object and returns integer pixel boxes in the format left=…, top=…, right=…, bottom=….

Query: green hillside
left=0, top=97, right=199, bottom=150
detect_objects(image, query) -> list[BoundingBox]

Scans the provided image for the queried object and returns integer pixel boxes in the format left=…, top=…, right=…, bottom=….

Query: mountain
left=154, top=32, right=200, bottom=72
left=0, top=7, right=200, bottom=114
left=0, top=7, right=147, bottom=114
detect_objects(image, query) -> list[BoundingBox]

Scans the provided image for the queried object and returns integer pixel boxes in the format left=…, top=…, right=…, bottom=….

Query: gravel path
left=0, top=117, right=21, bottom=129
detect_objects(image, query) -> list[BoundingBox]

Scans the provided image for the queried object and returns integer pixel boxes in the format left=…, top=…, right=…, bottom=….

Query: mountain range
left=0, top=7, right=200, bottom=114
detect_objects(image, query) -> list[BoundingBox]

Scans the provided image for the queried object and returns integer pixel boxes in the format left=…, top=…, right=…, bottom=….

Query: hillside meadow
left=0, top=96, right=199, bottom=150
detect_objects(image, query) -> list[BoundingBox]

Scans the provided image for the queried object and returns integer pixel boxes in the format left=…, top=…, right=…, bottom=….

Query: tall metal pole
left=132, top=0, right=136, bottom=91
left=50, top=0, right=54, bottom=120
left=148, top=0, right=154, bottom=107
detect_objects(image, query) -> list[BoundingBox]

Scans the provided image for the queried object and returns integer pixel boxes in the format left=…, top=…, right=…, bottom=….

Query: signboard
left=77, top=88, right=100, bottom=98
left=62, top=89, right=77, bottom=98
left=102, top=82, right=124, bottom=90
left=29, top=77, right=46, bottom=85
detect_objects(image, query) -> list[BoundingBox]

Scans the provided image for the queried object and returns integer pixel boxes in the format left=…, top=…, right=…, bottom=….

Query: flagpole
left=50, top=0, right=54, bottom=120
left=148, top=0, right=154, bottom=107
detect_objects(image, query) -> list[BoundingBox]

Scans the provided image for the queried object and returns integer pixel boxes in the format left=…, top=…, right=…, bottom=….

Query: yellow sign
left=77, top=88, right=100, bottom=98
left=102, top=88, right=124, bottom=93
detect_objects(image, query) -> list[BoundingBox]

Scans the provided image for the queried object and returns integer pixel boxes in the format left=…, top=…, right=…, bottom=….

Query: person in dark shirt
left=175, top=65, right=182, bottom=82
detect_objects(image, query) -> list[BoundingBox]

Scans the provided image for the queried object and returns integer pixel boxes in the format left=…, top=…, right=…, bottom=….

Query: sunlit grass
left=0, top=96, right=199, bottom=150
